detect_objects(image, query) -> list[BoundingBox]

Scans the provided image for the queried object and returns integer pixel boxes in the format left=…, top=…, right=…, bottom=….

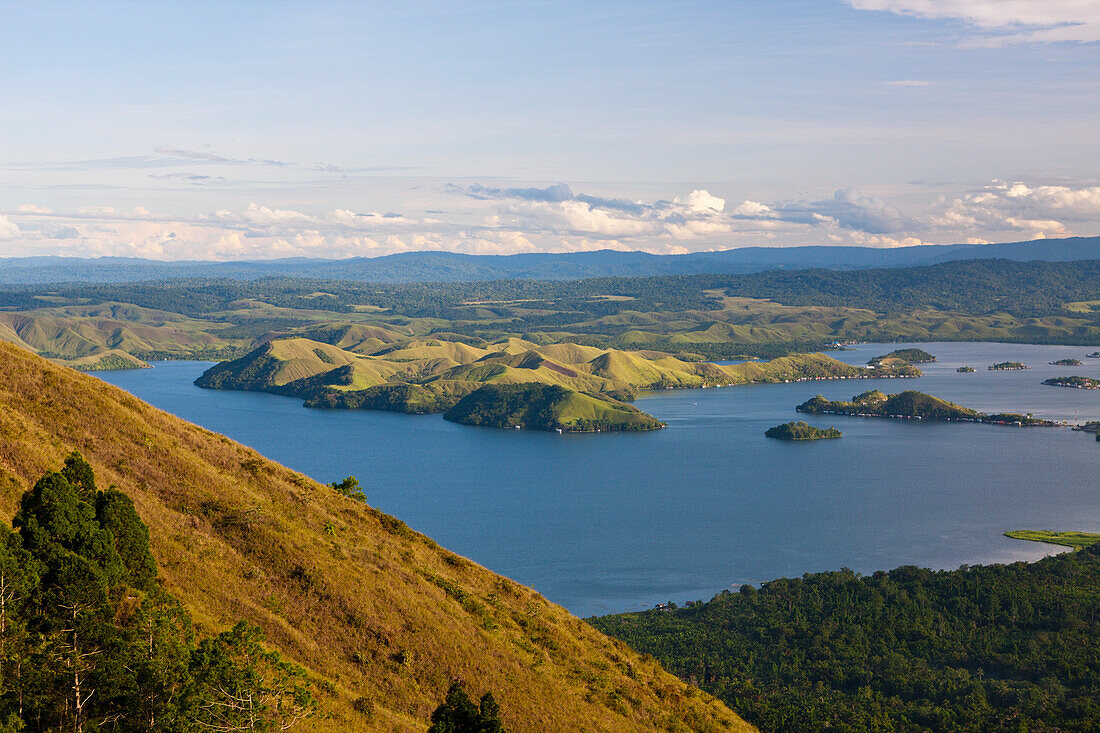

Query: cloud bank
left=1, top=180, right=1098, bottom=260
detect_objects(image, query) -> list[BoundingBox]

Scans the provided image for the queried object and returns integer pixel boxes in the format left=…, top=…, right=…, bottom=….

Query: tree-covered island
left=957, top=365, right=976, bottom=372
left=1049, top=358, right=1083, bottom=366
left=1042, top=375, right=1100, bottom=389
left=797, top=390, right=1055, bottom=426
left=988, top=361, right=1029, bottom=370
left=764, top=421, right=842, bottom=440
left=869, top=348, right=936, bottom=365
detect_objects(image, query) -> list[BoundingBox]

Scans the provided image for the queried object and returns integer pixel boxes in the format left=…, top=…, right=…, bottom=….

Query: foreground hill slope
left=0, top=342, right=749, bottom=732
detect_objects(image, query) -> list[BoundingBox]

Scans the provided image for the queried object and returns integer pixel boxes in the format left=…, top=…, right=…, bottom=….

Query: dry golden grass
left=0, top=342, right=751, bottom=733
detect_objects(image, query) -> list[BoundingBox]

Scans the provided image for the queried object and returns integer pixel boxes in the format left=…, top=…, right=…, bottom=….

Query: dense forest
left=592, top=545, right=1100, bottom=732
left=0, top=453, right=314, bottom=732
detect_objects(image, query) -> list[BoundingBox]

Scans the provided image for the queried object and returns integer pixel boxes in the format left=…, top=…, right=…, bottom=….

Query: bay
left=95, top=341, right=1100, bottom=617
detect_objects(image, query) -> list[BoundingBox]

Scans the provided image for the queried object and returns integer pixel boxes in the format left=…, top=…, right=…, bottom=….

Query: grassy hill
left=443, top=383, right=665, bottom=432
left=0, top=342, right=749, bottom=732
left=196, top=334, right=915, bottom=425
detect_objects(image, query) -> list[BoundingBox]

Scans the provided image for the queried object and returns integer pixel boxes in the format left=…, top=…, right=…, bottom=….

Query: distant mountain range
left=2, top=235, right=1097, bottom=284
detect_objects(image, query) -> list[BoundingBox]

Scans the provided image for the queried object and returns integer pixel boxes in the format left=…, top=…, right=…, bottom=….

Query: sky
left=0, top=0, right=1098, bottom=260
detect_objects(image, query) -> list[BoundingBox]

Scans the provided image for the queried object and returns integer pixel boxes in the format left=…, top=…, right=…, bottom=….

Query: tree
left=188, top=622, right=314, bottom=732
left=96, top=489, right=157, bottom=591
left=329, top=476, right=365, bottom=503
left=428, top=682, right=505, bottom=733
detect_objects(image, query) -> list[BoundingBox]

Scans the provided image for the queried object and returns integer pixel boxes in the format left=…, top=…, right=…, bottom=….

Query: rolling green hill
left=194, top=335, right=916, bottom=428
left=0, top=341, right=749, bottom=732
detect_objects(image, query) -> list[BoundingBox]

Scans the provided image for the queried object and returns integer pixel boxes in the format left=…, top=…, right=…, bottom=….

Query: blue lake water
left=95, top=342, right=1100, bottom=617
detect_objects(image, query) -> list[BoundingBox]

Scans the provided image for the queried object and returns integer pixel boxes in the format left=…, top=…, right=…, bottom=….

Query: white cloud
left=926, top=181, right=1100, bottom=236
left=0, top=215, right=19, bottom=240
left=2, top=179, right=1099, bottom=259
left=17, top=204, right=52, bottom=214
left=674, top=189, right=726, bottom=214
left=847, top=0, right=1100, bottom=43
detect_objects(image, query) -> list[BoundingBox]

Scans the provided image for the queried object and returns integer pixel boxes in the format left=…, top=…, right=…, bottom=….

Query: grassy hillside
left=0, top=342, right=749, bottom=732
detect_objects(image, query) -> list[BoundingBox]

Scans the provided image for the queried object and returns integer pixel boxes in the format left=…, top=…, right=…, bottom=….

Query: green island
left=1005, top=529, right=1100, bottom=550
left=1049, top=358, right=1083, bottom=366
left=988, top=361, right=1028, bottom=370
left=796, top=389, right=1056, bottom=426
left=957, top=365, right=976, bottom=372
left=442, top=383, right=665, bottom=432
left=764, top=421, right=841, bottom=440
left=592, top=544, right=1100, bottom=732
left=1042, top=375, right=1100, bottom=389
left=869, top=347, right=936, bottom=365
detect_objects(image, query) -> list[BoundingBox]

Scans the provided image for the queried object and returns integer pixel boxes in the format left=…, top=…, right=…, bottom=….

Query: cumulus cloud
left=2, top=179, right=1099, bottom=259
left=0, top=215, right=20, bottom=240
left=926, top=181, right=1100, bottom=237
left=846, top=0, right=1100, bottom=43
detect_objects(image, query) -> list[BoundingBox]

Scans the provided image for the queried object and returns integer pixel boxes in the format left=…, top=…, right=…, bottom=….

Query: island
left=989, top=361, right=1029, bottom=370
left=1089, top=352, right=1100, bottom=359
left=1043, top=375, right=1100, bottom=390
left=957, top=365, right=976, bottom=373
left=764, top=421, right=841, bottom=440
left=796, top=389, right=1055, bottom=426
left=1050, top=358, right=1083, bottom=366
left=869, top=348, right=936, bottom=365
left=194, top=334, right=920, bottom=427
left=442, top=383, right=665, bottom=432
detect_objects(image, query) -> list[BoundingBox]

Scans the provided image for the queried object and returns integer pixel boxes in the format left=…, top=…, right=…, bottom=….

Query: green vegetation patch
left=1005, top=529, right=1100, bottom=550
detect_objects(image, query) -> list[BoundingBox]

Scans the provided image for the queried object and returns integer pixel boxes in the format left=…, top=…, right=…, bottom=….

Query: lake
left=95, top=342, right=1100, bottom=617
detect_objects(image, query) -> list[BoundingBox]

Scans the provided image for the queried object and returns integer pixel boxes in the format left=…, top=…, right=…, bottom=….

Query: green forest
left=592, top=545, right=1100, bottom=732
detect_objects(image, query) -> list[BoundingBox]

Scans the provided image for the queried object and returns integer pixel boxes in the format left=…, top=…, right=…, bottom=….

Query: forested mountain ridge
left=0, top=342, right=749, bottom=732
left=0, top=235, right=1096, bottom=284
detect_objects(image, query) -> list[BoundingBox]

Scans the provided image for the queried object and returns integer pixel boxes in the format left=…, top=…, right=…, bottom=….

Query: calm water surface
left=96, top=342, right=1100, bottom=616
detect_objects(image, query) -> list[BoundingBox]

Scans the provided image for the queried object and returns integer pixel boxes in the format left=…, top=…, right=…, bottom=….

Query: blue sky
left=1, top=0, right=1097, bottom=259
